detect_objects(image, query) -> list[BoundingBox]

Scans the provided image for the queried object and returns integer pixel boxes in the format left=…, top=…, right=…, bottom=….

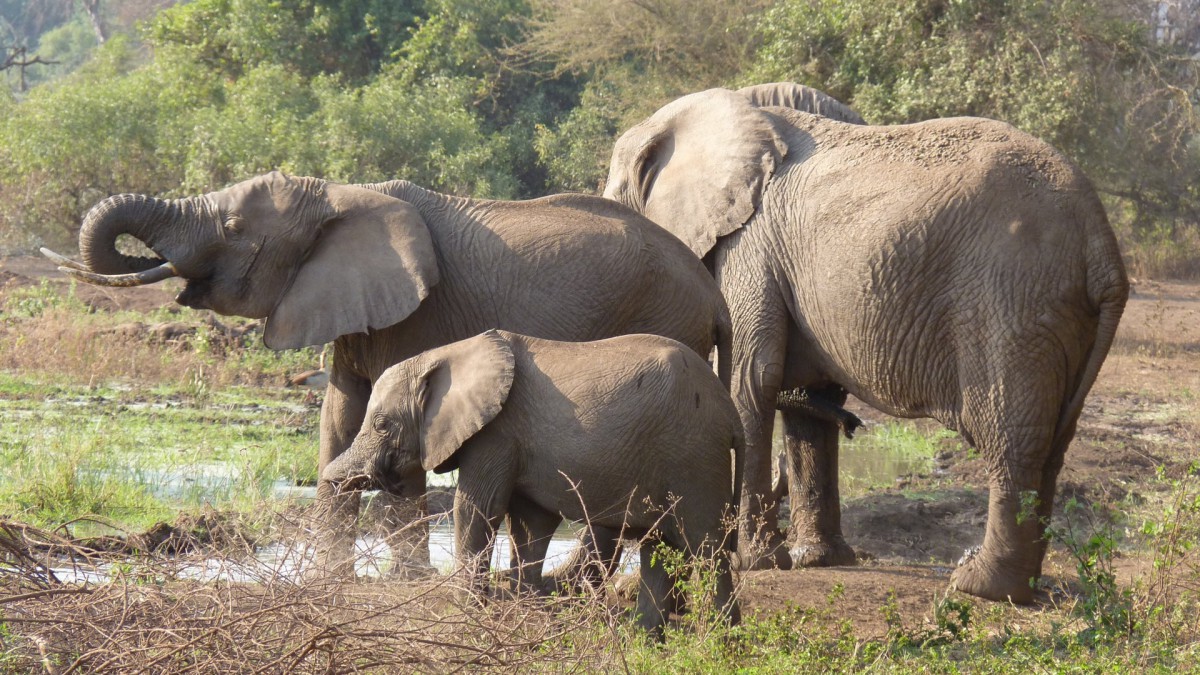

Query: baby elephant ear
left=418, top=330, right=516, bottom=472
left=264, top=183, right=440, bottom=350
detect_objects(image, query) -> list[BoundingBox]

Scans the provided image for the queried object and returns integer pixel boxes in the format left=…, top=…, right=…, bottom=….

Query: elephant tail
left=727, top=424, right=745, bottom=554
left=714, top=309, right=734, bottom=393
left=1051, top=259, right=1129, bottom=453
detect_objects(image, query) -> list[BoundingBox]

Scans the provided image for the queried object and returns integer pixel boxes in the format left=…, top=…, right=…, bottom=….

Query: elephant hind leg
left=506, top=498, right=562, bottom=595
left=635, top=539, right=675, bottom=639
left=950, top=409, right=1060, bottom=604
left=541, top=525, right=622, bottom=594
left=1032, top=417, right=1079, bottom=578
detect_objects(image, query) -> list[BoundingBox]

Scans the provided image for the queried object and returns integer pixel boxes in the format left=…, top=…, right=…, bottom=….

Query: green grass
left=0, top=374, right=319, bottom=534
left=840, top=421, right=957, bottom=496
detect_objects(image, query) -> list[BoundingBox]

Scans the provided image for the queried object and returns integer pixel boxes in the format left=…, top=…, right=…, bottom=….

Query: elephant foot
left=790, top=538, right=856, bottom=568
left=735, top=537, right=794, bottom=571
left=309, top=543, right=358, bottom=581
left=613, top=572, right=640, bottom=601
left=386, top=560, right=438, bottom=581
left=950, top=552, right=1036, bottom=604
left=612, top=573, right=686, bottom=615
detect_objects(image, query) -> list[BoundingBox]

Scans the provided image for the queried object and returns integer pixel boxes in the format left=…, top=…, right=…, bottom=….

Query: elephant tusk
left=40, top=247, right=89, bottom=271
left=59, top=260, right=180, bottom=287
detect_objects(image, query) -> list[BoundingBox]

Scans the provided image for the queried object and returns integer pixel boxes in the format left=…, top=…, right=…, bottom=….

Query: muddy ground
left=3, top=255, right=1199, bottom=638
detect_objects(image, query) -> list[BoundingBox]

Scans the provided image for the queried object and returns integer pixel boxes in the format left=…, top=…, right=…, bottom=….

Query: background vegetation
left=1, top=0, right=1200, bottom=276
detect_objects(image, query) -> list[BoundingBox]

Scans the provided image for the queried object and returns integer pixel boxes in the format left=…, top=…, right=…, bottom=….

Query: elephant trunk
left=43, top=193, right=218, bottom=287
left=79, top=194, right=176, bottom=274
left=321, top=442, right=377, bottom=494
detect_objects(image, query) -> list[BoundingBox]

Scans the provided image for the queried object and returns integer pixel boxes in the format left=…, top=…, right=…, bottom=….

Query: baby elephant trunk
left=322, top=443, right=377, bottom=494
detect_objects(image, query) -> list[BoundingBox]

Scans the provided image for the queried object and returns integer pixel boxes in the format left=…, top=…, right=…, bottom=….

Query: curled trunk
left=78, top=194, right=207, bottom=275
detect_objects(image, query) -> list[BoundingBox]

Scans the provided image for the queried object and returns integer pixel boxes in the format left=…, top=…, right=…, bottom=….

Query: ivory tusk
left=40, top=247, right=89, bottom=271
left=59, top=261, right=180, bottom=287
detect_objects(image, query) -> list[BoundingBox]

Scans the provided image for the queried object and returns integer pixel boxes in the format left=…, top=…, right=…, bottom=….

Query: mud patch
left=741, top=564, right=954, bottom=638
left=843, top=489, right=988, bottom=564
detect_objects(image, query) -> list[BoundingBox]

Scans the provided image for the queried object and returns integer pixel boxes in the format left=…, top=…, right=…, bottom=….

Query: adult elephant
left=44, top=171, right=732, bottom=573
left=603, top=84, right=1128, bottom=603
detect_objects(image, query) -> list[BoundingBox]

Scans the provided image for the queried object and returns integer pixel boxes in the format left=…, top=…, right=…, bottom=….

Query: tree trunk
left=79, top=0, right=106, bottom=44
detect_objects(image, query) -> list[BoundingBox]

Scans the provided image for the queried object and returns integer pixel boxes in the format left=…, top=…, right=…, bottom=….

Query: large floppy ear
left=264, top=183, right=440, bottom=349
left=604, top=88, right=787, bottom=258
left=416, top=330, right=515, bottom=472
left=737, top=82, right=866, bottom=125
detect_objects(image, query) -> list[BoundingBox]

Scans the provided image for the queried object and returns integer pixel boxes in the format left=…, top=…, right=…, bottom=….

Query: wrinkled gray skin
left=323, top=330, right=743, bottom=635
left=604, top=84, right=1129, bottom=603
left=49, top=171, right=732, bottom=573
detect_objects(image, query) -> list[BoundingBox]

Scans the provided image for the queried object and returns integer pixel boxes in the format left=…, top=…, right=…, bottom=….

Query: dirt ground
left=3, top=254, right=1200, bottom=637
left=0, top=253, right=182, bottom=313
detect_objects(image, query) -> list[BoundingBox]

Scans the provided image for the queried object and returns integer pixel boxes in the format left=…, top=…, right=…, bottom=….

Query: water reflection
left=772, top=412, right=942, bottom=494
left=50, top=520, right=627, bottom=585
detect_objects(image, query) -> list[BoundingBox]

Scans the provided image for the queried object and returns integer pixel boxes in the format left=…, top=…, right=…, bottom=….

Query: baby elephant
left=322, top=329, right=743, bottom=633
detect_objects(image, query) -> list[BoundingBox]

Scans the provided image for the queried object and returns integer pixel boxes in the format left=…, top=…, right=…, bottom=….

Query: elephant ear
left=737, top=82, right=866, bottom=125
left=604, top=88, right=787, bottom=258
left=264, top=184, right=440, bottom=350
left=417, top=330, right=515, bottom=472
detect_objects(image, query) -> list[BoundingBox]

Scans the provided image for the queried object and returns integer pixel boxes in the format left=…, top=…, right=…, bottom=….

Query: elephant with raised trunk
left=604, top=84, right=1128, bottom=603
left=323, top=330, right=743, bottom=635
left=45, top=171, right=732, bottom=572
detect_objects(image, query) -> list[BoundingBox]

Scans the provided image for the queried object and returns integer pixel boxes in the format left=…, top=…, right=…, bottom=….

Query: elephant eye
left=372, top=415, right=391, bottom=434
left=223, top=215, right=245, bottom=234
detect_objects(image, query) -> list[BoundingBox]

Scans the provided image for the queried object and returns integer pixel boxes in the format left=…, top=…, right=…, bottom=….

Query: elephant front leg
left=452, top=456, right=516, bottom=597
left=372, top=470, right=434, bottom=580
left=782, top=386, right=857, bottom=568
left=728, top=343, right=792, bottom=570
left=452, top=494, right=504, bottom=597
left=313, top=363, right=370, bottom=576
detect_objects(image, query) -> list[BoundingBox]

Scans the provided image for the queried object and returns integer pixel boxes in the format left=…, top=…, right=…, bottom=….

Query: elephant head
left=603, top=83, right=861, bottom=258
left=43, top=171, right=439, bottom=349
left=321, top=330, right=515, bottom=493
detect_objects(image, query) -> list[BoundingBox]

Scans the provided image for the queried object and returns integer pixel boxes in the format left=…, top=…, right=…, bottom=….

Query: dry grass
left=0, top=517, right=645, bottom=674
left=1118, top=225, right=1200, bottom=281
left=0, top=304, right=316, bottom=390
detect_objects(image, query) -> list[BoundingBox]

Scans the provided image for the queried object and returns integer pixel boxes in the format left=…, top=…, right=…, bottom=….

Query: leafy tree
left=749, top=0, right=1200, bottom=251
left=26, top=14, right=99, bottom=87
left=400, top=0, right=584, bottom=195
left=147, top=0, right=424, bottom=83
left=520, top=0, right=771, bottom=192
left=0, top=36, right=170, bottom=247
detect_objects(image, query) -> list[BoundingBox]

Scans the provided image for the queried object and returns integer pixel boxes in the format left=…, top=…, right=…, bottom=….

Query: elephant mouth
left=175, top=278, right=214, bottom=310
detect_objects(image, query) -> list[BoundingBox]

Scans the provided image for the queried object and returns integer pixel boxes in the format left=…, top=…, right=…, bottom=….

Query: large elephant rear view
left=604, top=84, right=1128, bottom=603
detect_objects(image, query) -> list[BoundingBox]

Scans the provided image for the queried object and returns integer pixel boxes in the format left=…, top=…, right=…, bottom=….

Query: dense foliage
left=1, top=0, right=1199, bottom=274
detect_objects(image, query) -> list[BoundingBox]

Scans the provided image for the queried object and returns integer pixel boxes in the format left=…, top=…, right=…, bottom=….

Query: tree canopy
left=1, top=0, right=1198, bottom=275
